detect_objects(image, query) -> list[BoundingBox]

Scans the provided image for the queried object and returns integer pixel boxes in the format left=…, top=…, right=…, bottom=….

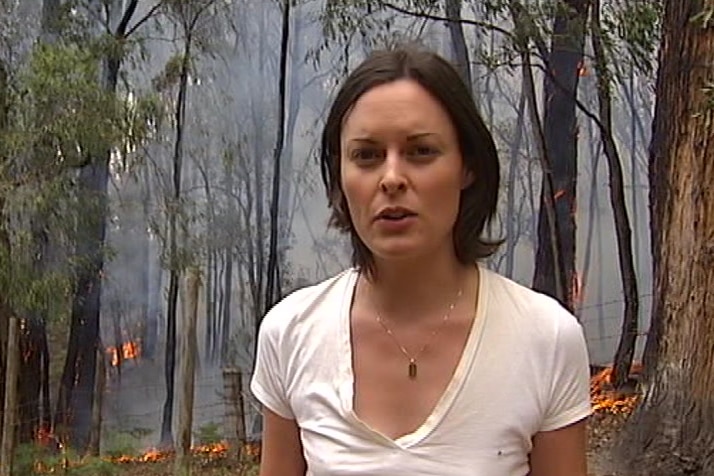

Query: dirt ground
left=587, top=411, right=631, bottom=476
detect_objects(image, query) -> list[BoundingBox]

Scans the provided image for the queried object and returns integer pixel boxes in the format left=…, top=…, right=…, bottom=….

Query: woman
left=251, top=46, right=591, bottom=476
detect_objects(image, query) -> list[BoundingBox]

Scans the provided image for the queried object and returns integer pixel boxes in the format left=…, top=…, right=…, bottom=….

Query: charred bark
left=55, top=142, right=111, bottom=450
left=532, top=0, right=590, bottom=312
left=590, top=0, right=640, bottom=389
left=264, top=0, right=291, bottom=314
left=18, top=316, right=50, bottom=443
left=55, top=0, right=140, bottom=451
left=617, top=1, right=714, bottom=473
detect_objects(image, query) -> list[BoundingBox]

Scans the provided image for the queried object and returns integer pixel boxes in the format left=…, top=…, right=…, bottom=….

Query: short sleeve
left=540, top=315, right=592, bottom=432
left=250, top=310, right=294, bottom=420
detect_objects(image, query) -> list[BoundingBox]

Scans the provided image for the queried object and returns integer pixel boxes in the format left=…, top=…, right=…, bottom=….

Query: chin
left=369, top=242, right=428, bottom=262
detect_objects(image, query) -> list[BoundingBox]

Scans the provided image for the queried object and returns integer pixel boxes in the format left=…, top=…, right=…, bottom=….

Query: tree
left=444, top=0, right=472, bottom=88
left=531, top=0, right=590, bottom=312
left=617, top=1, right=714, bottom=474
left=589, top=0, right=640, bottom=389
left=55, top=0, right=159, bottom=451
left=157, top=0, right=220, bottom=447
left=264, top=0, right=292, bottom=315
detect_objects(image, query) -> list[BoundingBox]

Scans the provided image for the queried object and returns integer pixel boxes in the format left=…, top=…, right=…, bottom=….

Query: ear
left=461, top=167, right=475, bottom=190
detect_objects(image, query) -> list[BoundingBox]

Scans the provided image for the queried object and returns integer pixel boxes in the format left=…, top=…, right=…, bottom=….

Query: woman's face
left=339, top=79, right=472, bottom=265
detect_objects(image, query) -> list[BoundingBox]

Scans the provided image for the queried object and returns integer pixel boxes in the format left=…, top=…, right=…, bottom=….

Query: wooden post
left=1, top=317, right=20, bottom=475
left=222, top=368, right=246, bottom=456
left=87, top=342, right=106, bottom=456
left=175, top=268, right=200, bottom=476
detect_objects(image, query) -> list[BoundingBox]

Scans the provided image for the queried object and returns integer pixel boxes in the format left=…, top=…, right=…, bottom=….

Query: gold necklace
left=374, top=288, right=463, bottom=380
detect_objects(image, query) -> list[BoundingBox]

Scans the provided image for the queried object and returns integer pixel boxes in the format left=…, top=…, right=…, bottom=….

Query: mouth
left=375, top=207, right=417, bottom=221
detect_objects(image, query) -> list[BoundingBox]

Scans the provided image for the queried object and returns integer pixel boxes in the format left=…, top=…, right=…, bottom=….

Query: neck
left=361, top=253, right=477, bottom=324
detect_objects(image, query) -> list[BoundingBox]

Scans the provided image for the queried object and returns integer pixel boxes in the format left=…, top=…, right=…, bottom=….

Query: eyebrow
left=348, top=132, right=438, bottom=143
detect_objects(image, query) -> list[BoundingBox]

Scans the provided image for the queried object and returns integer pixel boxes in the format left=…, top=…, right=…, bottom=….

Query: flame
left=571, top=272, right=584, bottom=309
left=106, top=340, right=141, bottom=367
left=590, top=364, right=642, bottom=415
left=110, top=441, right=247, bottom=464
left=577, top=60, right=588, bottom=77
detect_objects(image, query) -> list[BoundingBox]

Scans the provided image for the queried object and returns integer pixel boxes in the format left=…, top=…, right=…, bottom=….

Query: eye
left=350, top=148, right=383, bottom=163
left=408, top=145, right=439, bottom=160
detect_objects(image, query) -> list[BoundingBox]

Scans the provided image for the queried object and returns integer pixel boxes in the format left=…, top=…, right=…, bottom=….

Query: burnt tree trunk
left=55, top=139, right=111, bottom=450
left=0, top=317, right=20, bottom=476
left=18, top=314, right=47, bottom=443
left=617, top=1, right=714, bottom=474
left=590, top=0, right=640, bottom=389
left=510, top=4, right=564, bottom=304
left=532, top=0, right=589, bottom=311
left=55, top=0, right=140, bottom=451
left=264, top=0, right=291, bottom=313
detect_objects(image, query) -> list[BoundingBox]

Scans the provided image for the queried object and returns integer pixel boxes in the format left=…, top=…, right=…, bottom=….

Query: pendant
left=408, top=359, right=417, bottom=379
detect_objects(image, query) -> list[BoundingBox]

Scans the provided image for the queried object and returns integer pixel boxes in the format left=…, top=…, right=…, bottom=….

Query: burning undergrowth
left=21, top=364, right=639, bottom=474
left=20, top=440, right=261, bottom=475
left=590, top=363, right=642, bottom=415
left=108, top=441, right=260, bottom=465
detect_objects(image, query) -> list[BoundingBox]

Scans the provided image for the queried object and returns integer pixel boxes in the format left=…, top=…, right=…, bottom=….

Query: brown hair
left=319, top=45, right=501, bottom=273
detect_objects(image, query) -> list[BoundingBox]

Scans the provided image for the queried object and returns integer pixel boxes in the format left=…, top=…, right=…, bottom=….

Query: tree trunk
left=444, top=0, right=472, bottom=89
left=590, top=0, right=640, bottom=389
left=532, top=0, right=589, bottom=312
left=504, top=83, right=527, bottom=278
left=0, top=317, right=19, bottom=476
left=212, top=252, right=221, bottom=362
left=55, top=0, right=140, bottom=451
left=86, top=344, right=105, bottom=456
left=160, top=41, right=192, bottom=449
left=617, top=1, right=714, bottom=473
left=205, top=249, right=215, bottom=361
left=196, top=160, right=217, bottom=362
left=221, top=368, right=246, bottom=457
left=264, top=0, right=291, bottom=313
left=251, top=6, right=268, bottom=321
left=139, top=166, right=156, bottom=360
left=175, top=269, right=199, bottom=476
left=510, top=10, right=563, bottom=304
left=55, top=150, right=110, bottom=450
left=18, top=314, right=46, bottom=443
left=221, top=248, right=233, bottom=363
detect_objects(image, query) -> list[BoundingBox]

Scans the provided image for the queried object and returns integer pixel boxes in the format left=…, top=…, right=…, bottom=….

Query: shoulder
left=481, top=267, right=583, bottom=344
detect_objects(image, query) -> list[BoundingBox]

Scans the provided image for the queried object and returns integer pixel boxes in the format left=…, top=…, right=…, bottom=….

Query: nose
left=379, top=150, right=407, bottom=194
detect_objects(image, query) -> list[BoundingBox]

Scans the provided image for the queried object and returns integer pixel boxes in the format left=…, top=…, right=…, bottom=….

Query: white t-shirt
left=251, top=266, right=592, bottom=475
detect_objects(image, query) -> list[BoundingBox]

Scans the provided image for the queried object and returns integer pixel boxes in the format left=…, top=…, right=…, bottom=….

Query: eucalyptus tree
left=618, top=1, right=714, bottom=473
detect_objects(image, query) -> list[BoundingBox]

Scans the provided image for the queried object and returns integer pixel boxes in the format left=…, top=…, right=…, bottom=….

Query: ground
left=101, top=412, right=631, bottom=475
left=20, top=364, right=637, bottom=475
left=16, top=412, right=632, bottom=475
left=588, top=410, right=631, bottom=476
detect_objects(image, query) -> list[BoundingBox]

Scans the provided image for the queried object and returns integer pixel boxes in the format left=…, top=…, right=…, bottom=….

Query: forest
left=0, top=0, right=712, bottom=475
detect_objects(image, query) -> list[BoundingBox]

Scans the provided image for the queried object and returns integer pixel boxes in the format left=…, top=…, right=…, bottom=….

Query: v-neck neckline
left=337, top=265, right=490, bottom=449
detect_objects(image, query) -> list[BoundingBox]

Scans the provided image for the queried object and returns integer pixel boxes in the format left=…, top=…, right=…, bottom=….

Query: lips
left=375, top=206, right=417, bottom=221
